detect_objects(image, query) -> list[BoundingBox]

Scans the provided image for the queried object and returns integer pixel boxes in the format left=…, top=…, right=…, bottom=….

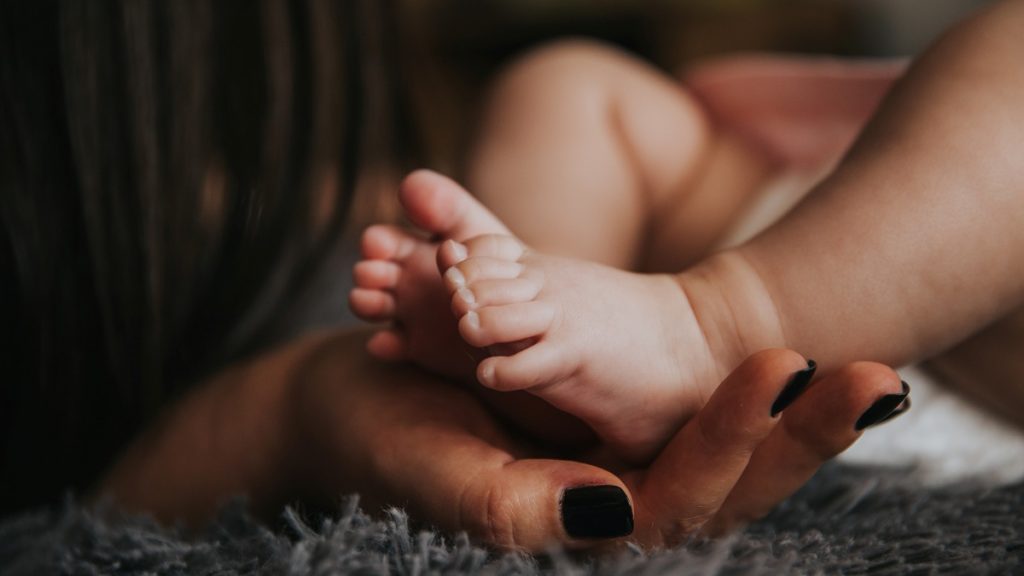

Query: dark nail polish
left=855, top=380, right=911, bottom=430
left=561, top=485, right=633, bottom=539
left=771, top=359, right=818, bottom=416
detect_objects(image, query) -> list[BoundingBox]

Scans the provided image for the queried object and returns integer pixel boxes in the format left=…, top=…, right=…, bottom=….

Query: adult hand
left=293, top=332, right=909, bottom=550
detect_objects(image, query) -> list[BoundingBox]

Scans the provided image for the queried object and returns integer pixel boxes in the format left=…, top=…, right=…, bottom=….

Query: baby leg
left=698, top=0, right=1024, bottom=376
left=467, top=41, right=902, bottom=274
left=467, top=40, right=766, bottom=270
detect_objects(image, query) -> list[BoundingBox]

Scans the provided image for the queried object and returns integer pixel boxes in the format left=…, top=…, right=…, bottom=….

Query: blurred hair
left=0, top=0, right=415, bottom=513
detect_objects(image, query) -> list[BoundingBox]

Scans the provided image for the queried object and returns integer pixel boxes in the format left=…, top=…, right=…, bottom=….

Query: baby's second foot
left=349, top=171, right=517, bottom=380
left=349, top=223, right=476, bottom=380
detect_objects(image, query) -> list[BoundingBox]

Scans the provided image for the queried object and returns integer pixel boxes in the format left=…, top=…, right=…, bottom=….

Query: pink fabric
left=683, top=54, right=908, bottom=167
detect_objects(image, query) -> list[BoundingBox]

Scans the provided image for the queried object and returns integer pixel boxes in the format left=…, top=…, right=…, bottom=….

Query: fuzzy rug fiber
left=1, top=464, right=1021, bottom=575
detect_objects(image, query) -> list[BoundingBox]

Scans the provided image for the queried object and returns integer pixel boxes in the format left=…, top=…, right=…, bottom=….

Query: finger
left=462, top=459, right=636, bottom=551
left=705, top=361, right=910, bottom=535
left=629, top=349, right=809, bottom=546
left=370, top=378, right=635, bottom=551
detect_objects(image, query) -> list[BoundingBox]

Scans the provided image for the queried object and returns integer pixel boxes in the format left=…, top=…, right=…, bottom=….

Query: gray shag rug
left=1, top=464, right=1021, bottom=575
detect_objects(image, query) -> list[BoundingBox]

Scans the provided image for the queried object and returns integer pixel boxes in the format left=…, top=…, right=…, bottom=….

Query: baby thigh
left=466, top=39, right=719, bottom=270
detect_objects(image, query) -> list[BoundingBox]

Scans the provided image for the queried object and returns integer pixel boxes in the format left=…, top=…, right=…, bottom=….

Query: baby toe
left=464, top=234, right=525, bottom=262
left=349, top=288, right=397, bottom=321
left=366, top=328, right=410, bottom=361
left=360, top=224, right=419, bottom=261
left=459, top=301, right=555, bottom=348
left=477, top=343, right=568, bottom=392
left=353, top=260, right=402, bottom=290
left=437, top=235, right=524, bottom=270
left=443, top=257, right=523, bottom=292
left=451, top=277, right=543, bottom=316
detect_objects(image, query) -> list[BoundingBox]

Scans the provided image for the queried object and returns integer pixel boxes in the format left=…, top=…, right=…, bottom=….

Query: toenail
left=457, top=287, right=476, bottom=306
left=448, top=240, right=468, bottom=262
left=478, top=361, right=495, bottom=387
left=445, top=266, right=466, bottom=288
left=465, top=310, right=480, bottom=330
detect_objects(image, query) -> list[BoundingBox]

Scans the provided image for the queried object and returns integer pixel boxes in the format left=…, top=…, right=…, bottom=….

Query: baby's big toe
left=399, top=170, right=511, bottom=240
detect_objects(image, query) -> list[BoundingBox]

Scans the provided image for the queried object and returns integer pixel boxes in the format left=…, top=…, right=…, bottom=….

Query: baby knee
left=497, top=39, right=691, bottom=113
left=488, top=39, right=621, bottom=106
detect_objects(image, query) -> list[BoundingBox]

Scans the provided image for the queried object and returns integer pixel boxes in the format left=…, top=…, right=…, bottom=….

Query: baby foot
left=437, top=233, right=721, bottom=462
left=349, top=223, right=474, bottom=379
left=384, top=173, right=733, bottom=462
left=355, top=171, right=770, bottom=463
left=349, top=170, right=513, bottom=380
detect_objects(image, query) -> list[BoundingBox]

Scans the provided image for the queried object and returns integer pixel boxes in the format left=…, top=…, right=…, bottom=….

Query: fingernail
left=771, top=359, right=817, bottom=416
left=445, top=266, right=466, bottom=288
left=456, top=286, right=476, bottom=306
left=876, top=395, right=911, bottom=425
left=448, top=240, right=468, bottom=262
left=464, top=310, right=480, bottom=330
left=561, top=485, right=633, bottom=539
left=855, top=380, right=911, bottom=430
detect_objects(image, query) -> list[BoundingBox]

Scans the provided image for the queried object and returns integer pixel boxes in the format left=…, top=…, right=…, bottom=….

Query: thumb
left=299, top=333, right=633, bottom=552
left=450, top=456, right=635, bottom=551
left=385, top=429, right=635, bottom=550
left=363, top=378, right=635, bottom=551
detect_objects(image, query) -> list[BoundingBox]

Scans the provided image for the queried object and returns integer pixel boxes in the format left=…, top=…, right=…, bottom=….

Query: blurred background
left=397, top=0, right=995, bottom=171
